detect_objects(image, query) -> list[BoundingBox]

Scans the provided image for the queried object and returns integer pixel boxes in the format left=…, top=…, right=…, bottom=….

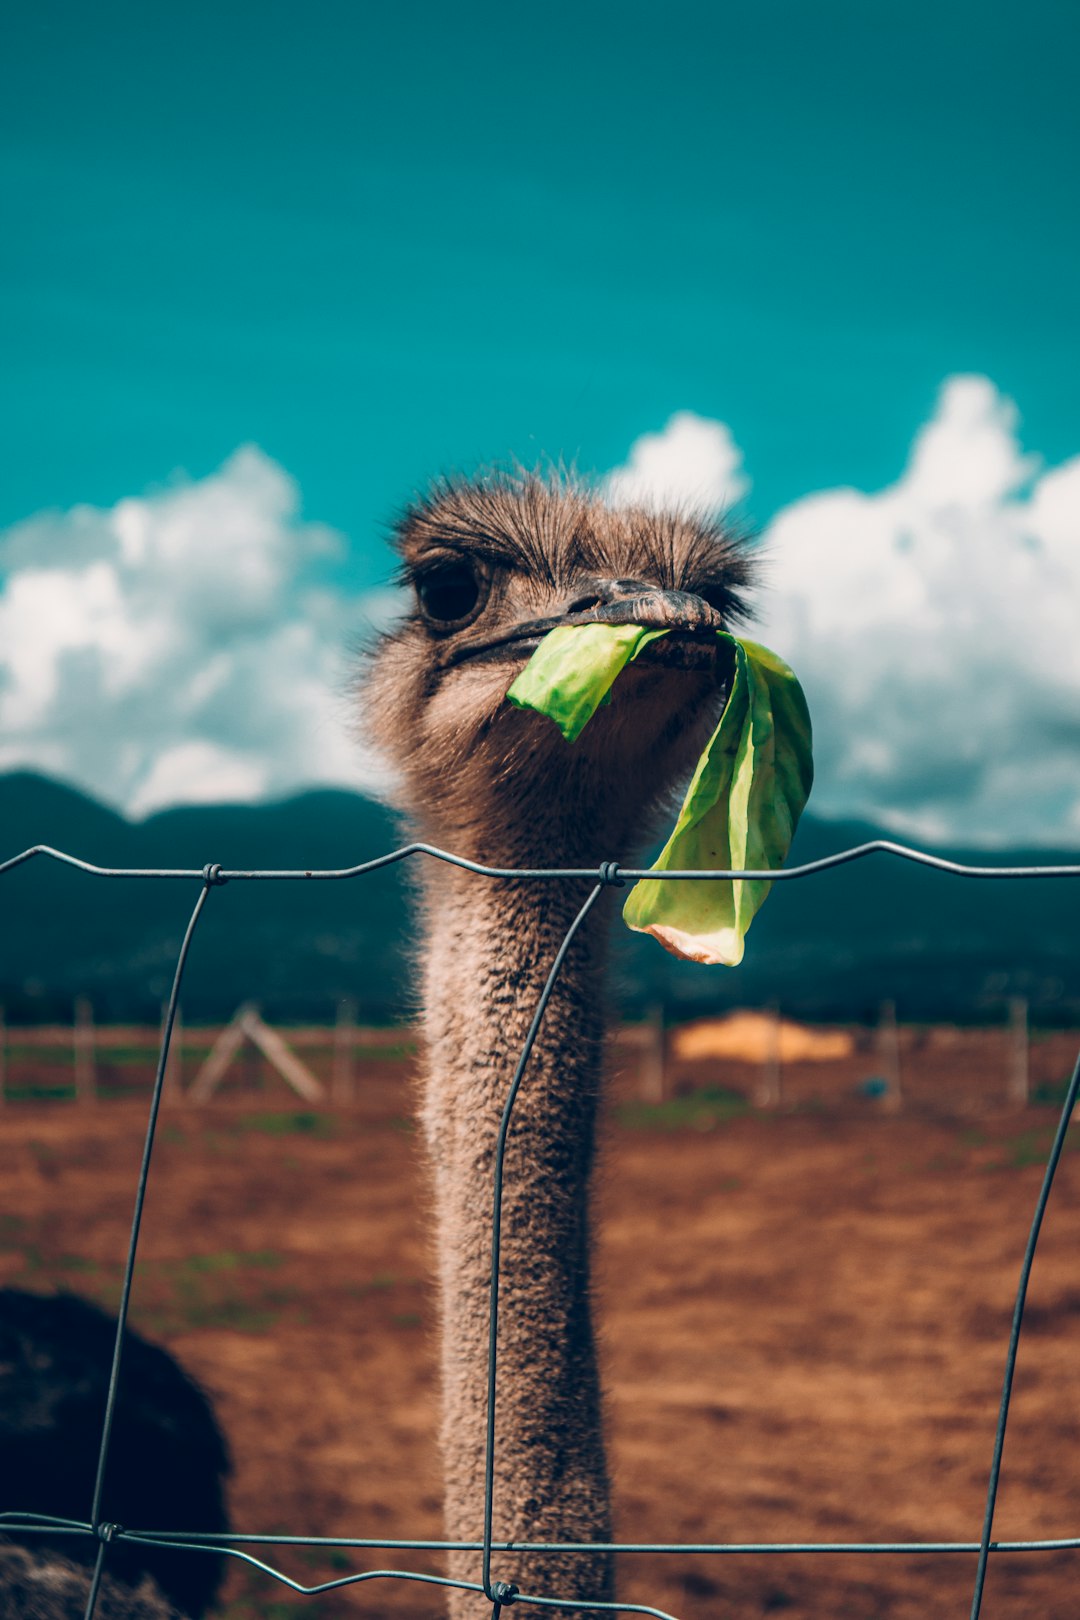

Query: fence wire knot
left=597, top=860, right=624, bottom=887
left=94, top=1522, right=120, bottom=1543
left=201, top=862, right=228, bottom=887
left=491, top=1578, right=519, bottom=1612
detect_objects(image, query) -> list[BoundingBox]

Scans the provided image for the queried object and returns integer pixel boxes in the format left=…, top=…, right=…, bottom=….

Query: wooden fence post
left=188, top=1006, right=250, bottom=1102
left=639, top=1002, right=666, bottom=1104
left=333, top=998, right=357, bottom=1104
left=757, top=1002, right=782, bottom=1108
left=879, top=999, right=902, bottom=1113
left=189, top=1004, right=324, bottom=1103
left=74, top=996, right=96, bottom=1104
left=1008, top=995, right=1029, bottom=1106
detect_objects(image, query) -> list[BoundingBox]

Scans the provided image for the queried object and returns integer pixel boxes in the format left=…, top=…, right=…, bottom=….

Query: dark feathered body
left=0, top=1289, right=230, bottom=1620
left=0, top=1545, right=185, bottom=1620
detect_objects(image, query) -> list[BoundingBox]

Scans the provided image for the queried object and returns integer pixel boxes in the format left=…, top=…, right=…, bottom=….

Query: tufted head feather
left=362, top=470, right=757, bottom=860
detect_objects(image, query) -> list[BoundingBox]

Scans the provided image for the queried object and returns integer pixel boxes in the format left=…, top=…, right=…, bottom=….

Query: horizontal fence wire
left=7, top=838, right=1080, bottom=883
left=2, top=839, right=1080, bottom=1620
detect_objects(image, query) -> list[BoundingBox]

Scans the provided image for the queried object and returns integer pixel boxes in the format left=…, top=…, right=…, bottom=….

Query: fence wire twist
left=2, top=837, right=1080, bottom=1620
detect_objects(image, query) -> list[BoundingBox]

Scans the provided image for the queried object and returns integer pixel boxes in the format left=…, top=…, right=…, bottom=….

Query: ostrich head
left=366, top=473, right=754, bottom=861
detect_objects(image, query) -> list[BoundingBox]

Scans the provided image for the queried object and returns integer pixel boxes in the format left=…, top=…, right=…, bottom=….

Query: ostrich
left=0, top=1288, right=230, bottom=1620
left=366, top=473, right=752, bottom=1615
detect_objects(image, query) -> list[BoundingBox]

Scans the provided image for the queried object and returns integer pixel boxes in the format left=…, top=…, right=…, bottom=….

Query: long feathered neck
left=417, top=849, right=616, bottom=1617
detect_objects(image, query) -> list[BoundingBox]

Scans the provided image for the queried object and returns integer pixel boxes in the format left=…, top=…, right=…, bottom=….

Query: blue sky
left=2, top=1, right=1079, bottom=841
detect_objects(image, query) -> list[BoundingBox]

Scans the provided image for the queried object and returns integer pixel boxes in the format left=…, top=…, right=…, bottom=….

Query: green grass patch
left=349, top=1271, right=397, bottom=1296
left=0, top=1245, right=294, bottom=1334
left=5, top=1085, right=77, bottom=1101
left=55, top=1253, right=103, bottom=1274
left=1033, top=1075, right=1079, bottom=1107
left=189, top=1248, right=282, bottom=1272
left=178, top=1301, right=282, bottom=1332
left=617, top=1085, right=750, bottom=1132
left=5, top=1048, right=161, bottom=1065
left=228, top=1111, right=337, bottom=1137
left=0, top=1230, right=306, bottom=1335
left=7, top=1047, right=82, bottom=1063
left=1005, top=1129, right=1052, bottom=1168
left=346, top=1273, right=431, bottom=1309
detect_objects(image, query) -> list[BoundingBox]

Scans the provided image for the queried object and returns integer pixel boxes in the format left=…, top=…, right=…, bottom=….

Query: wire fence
left=1, top=835, right=1080, bottom=1620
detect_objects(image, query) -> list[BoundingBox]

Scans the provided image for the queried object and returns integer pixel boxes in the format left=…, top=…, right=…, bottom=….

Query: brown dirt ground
left=2, top=1032, right=1080, bottom=1620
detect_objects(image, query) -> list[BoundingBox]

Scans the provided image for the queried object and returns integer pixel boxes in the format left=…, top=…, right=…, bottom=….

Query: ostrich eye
left=415, top=560, right=485, bottom=628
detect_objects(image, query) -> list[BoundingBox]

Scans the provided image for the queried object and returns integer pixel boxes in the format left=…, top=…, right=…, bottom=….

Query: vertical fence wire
left=969, top=1045, right=1080, bottom=1620
left=81, top=870, right=220, bottom=1620
left=1, top=838, right=1079, bottom=1620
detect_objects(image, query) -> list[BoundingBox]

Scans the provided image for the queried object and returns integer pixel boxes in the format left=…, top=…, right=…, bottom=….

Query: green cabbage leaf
left=506, top=621, right=669, bottom=741
left=507, top=624, right=813, bottom=965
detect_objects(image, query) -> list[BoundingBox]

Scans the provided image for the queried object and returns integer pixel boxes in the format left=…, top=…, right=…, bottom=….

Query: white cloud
left=0, top=447, right=392, bottom=817
left=752, top=376, right=1080, bottom=846
left=127, top=742, right=271, bottom=819
left=604, top=410, right=749, bottom=512
left=5, top=387, right=1078, bottom=848
left=603, top=379, right=1080, bottom=846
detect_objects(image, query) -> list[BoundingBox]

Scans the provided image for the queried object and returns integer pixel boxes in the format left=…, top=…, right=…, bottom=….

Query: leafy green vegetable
left=622, top=635, right=812, bottom=964
left=506, top=623, right=813, bottom=965
left=507, top=622, right=669, bottom=741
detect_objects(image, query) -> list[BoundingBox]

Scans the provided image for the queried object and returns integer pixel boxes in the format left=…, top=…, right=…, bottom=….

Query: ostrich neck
left=419, top=851, right=615, bottom=1616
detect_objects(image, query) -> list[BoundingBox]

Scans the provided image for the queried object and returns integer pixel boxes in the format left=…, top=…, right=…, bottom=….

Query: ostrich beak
left=446, top=587, right=732, bottom=674
left=565, top=589, right=728, bottom=673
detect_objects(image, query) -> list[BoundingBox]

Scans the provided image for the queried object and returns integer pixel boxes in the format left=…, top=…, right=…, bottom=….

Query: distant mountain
left=1, top=770, right=1078, bottom=1024
left=0, top=772, right=409, bottom=1024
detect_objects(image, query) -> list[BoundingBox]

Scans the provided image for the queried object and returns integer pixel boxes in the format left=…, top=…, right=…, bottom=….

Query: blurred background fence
left=0, top=998, right=1072, bottom=1115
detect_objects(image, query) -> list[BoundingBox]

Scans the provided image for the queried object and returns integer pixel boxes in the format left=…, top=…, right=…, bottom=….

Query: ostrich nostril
left=564, top=578, right=651, bottom=616
left=565, top=592, right=603, bottom=614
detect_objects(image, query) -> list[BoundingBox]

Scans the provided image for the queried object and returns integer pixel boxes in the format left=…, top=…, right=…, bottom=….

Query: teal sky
left=3, top=0, right=1078, bottom=589
left=3, top=1, right=1079, bottom=843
